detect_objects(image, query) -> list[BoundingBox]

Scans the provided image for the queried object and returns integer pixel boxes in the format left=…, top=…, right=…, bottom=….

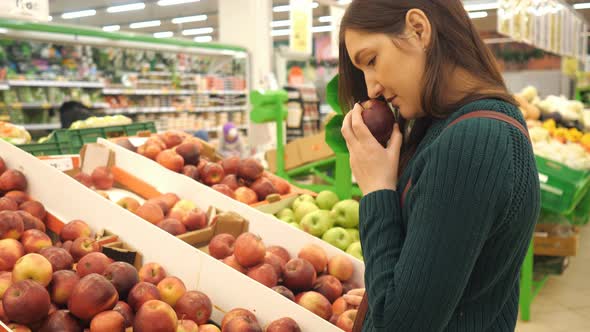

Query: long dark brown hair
left=338, top=0, right=516, bottom=173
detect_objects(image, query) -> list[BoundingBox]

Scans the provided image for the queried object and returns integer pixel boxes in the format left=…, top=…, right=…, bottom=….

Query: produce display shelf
left=0, top=83, right=8, bottom=90
left=103, top=106, right=248, bottom=115
left=206, top=125, right=248, bottom=133
left=21, top=123, right=61, bottom=131
left=536, top=155, right=590, bottom=214
left=193, top=106, right=248, bottom=112
left=7, top=80, right=105, bottom=88
left=102, top=88, right=196, bottom=95
left=137, top=79, right=173, bottom=84
left=4, top=102, right=109, bottom=110
left=197, top=90, right=248, bottom=95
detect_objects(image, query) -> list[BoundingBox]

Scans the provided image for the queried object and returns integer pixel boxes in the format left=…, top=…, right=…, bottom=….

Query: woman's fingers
left=343, top=294, right=363, bottom=306
left=387, top=123, right=403, bottom=152
left=347, top=288, right=366, bottom=296
left=341, top=111, right=356, bottom=144
left=350, top=104, right=375, bottom=143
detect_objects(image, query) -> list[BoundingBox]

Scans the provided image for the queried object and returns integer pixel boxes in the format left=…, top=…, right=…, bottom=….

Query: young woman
left=338, top=1, right=540, bottom=331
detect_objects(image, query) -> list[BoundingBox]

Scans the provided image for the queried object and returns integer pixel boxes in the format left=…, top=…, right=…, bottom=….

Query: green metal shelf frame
left=519, top=241, right=552, bottom=322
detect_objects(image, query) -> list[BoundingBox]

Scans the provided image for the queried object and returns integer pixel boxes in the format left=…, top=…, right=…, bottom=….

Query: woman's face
left=344, top=28, right=427, bottom=120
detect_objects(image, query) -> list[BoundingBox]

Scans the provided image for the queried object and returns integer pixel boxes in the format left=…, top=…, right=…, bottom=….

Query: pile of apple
left=209, top=231, right=360, bottom=332
left=118, top=131, right=291, bottom=205
left=274, top=192, right=362, bottom=261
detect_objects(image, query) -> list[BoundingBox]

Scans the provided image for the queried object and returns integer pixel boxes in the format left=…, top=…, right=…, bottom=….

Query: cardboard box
left=266, top=132, right=335, bottom=173
left=534, top=224, right=579, bottom=257
left=0, top=139, right=339, bottom=331
left=98, top=138, right=366, bottom=287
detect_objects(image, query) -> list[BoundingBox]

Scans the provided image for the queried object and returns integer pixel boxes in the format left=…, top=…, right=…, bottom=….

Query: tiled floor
left=515, top=225, right=590, bottom=332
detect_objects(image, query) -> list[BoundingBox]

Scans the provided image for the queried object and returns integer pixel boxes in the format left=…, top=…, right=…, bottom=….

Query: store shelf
left=137, top=79, right=173, bottom=85
left=7, top=102, right=109, bottom=110
left=205, top=125, right=248, bottom=133
left=21, top=123, right=61, bottom=131
left=102, top=88, right=195, bottom=95
left=196, top=90, right=248, bottom=95
left=104, top=105, right=248, bottom=115
left=193, top=106, right=247, bottom=112
left=8, top=80, right=105, bottom=88
left=0, top=83, right=9, bottom=90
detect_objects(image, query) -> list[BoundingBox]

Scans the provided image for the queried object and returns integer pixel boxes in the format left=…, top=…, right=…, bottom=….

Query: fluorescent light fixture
left=338, top=0, right=352, bottom=4
left=270, top=20, right=290, bottom=28
left=48, top=16, right=53, bottom=21
left=318, top=16, right=332, bottom=23
left=154, top=31, right=173, bottom=38
left=0, top=28, right=7, bottom=34
left=182, top=27, right=214, bottom=36
left=468, top=11, right=489, bottom=19
left=171, top=15, right=207, bottom=24
left=157, top=0, right=200, bottom=6
left=312, top=25, right=333, bottom=33
left=102, top=25, right=121, bottom=32
left=574, top=3, right=590, bottom=9
left=194, top=35, right=213, bottom=43
left=464, top=3, right=498, bottom=11
left=272, top=25, right=334, bottom=37
left=106, top=2, right=145, bottom=13
left=61, top=9, right=96, bottom=19
left=129, top=20, right=161, bottom=29
left=273, top=2, right=318, bottom=12
left=271, top=29, right=290, bottom=37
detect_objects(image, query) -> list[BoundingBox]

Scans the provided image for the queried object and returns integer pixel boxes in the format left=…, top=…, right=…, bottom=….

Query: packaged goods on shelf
left=0, top=121, right=31, bottom=144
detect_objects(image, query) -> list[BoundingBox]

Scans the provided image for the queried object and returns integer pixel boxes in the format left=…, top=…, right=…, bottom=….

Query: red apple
left=328, top=255, right=354, bottom=282
left=157, top=276, right=186, bottom=307
left=200, top=162, right=225, bottom=186
left=196, top=159, right=207, bottom=175
left=0, top=169, right=27, bottom=192
left=234, top=187, right=258, bottom=205
left=265, top=317, right=301, bottom=332
left=77, top=252, right=111, bottom=277
left=160, top=131, right=184, bottom=149
left=12, top=253, right=53, bottom=287
left=40, top=247, right=74, bottom=271
left=298, top=244, right=328, bottom=274
left=62, top=240, right=73, bottom=253
left=313, top=275, right=343, bottom=303
left=139, top=262, right=167, bottom=285
left=157, top=149, right=185, bottom=173
left=272, top=285, right=295, bottom=301
left=208, top=233, right=236, bottom=259
left=0, top=300, right=7, bottom=321
left=267, top=176, right=291, bottom=195
left=39, top=310, right=82, bottom=332
left=224, top=315, right=262, bottom=332
left=222, top=157, right=241, bottom=175
left=182, top=165, right=200, bottom=181
left=134, top=299, right=178, bottom=332
left=222, top=255, right=247, bottom=274
left=336, top=309, right=358, bottom=332
left=247, top=263, right=278, bottom=288
left=18, top=200, right=46, bottom=220
left=0, top=197, right=17, bottom=211
left=221, top=308, right=258, bottom=330
left=117, top=197, right=140, bottom=213
left=16, top=211, right=45, bottom=232
left=48, top=302, right=57, bottom=316
left=199, top=324, right=221, bottom=332
left=264, top=252, right=285, bottom=278
left=249, top=178, right=278, bottom=201
left=332, top=297, right=353, bottom=316
left=4, top=191, right=29, bottom=205
left=90, top=310, right=125, bottom=332
left=174, top=290, right=212, bottom=325
left=361, top=99, right=395, bottom=147
left=138, top=142, right=163, bottom=160
left=221, top=174, right=240, bottom=190
left=0, top=238, right=25, bottom=270
left=0, top=211, right=24, bottom=240
left=175, top=142, right=201, bottom=165
left=283, top=258, right=317, bottom=292
left=0, top=157, right=5, bottom=175
left=181, top=208, right=208, bottom=231
left=212, top=184, right=236, bottom=199
left=136, top=202, right=165, bottom=225
left=160, top=193, right=181, bottom=211
left=3, top=279, right=50, bottom=324
left=70, top=237, right=100, bottom=261
left=128, top=281, right=161, bottom=312
left=91, top=167, right=115, bottom=190
left=68, top=273, right=118, bottom=320
left=20, top=229, right=52, bottom=253
left=103, top=261, right=139, bottom=297
left=49, top=270, right=79, bottom=305
left=0, top=271, right=12, bottom=298
left=60, top=220, right=92, bottom=242
left=266, top=246, right=290, bottom=265
left=6, top=324, right=32, bottom=332
left=74, top=172, right=94, bottom=188
left=238, top=158, right=263, bottom=181
left=234, top=232, right=266, bottom=268
left=147, top=198, right=170, bottom=216
left=113, top=301, right=134, bottom=328
left=158, top=218, right=187, bottom=236
left=177, top=319, right=200, bottom=332
left=296, top=291, right=332, bottom=320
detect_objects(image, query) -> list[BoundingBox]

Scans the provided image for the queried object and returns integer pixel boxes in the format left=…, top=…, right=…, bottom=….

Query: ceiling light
left=270, top=20, right=290, bottom=28
left=106, top=2, right=145, bottom=13
left=157, top=0, right=200, bottom=6
left=129, top=20, right=161, bottom=29
left=182, top=27, right=214, bottom=36
left=468, top=11, right=489, bottom=19
left=574, top=3, right=590, bottom=9
left=464, top=3, right=498, bottom=11
left=271, top=29, right=290, bottom=37
left=0, top=28, right=7, bottom=34
left=154, top=31, right=174, bottom=38
left=48, top=16, right=53, bottom=21
left=194, top=35, right=213, bottom=43
left=102, top=25, right=121, bottom=32
left=273, top=2, right=319, bottom=12
left=171, top=15, right=207, bottom=24
left=338, top=0, right=352, bottom=4
left=318, top=16, right=332, bottom=23
left=311, top=25, right=333, bottom=33
left=61, top=9, right=97, bottom=19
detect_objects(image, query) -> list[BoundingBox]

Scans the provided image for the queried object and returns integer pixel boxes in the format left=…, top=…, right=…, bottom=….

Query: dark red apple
left=182, top=165, right=200, bottom=181
left=0, top=210, right=24, bottom=240
left=247, top=263, right=278, bottom=288
left=113, top=301, right=134, bottom=328
left=264, top=252, right=285, bottom=278
left=238, top=158, right=263, bottom=181
left=222, top=255, right=247, bottom=274
left=265, top=317, right=301, bottom=332
left=39, top=310, right=82, bottom=332
left=266, top=246, right=291, bottom=265
left=174, top=290, right=212, bottom=325
left=20, top=229, right=52, bottom=253
left=272, top=286, right=295, bottom=301
left=103, top=261, right=139, bottom=298
left=160, top=131, right=184, bottom=149
left=127, top=282, right=161, bottom=312
left=91, top=167, right=115, bottom=190
left=0, top=197, right=17, bottom=211
left=361, top=99, right=395, bottom=147
left=49, top=270, right=79, bottom=305
left=74, top=172, right=93, bottom=188
left=234, top=232, right=266, bottom=268
left=157, top=218, right=187, bottom=235
left=138, top=262, right=167, bottom=285
left=222, top=157, right=241, bottom=175
left=40, top=247, right=74, bottom=271
left=68, top=274, right=119, bottom=320
left=313, top=275, right=343, bottom=303
left=16, top=211, right=45, bottom=232
left=156, top=149, right=185, bottom=173
left=221, top=308, right=258, bottom=330
left=200, top=162, right=225, bottom=186
left=70, top=237, right=100, bottom=261
left=76, top=252, right=111, bottom=277
left=3, top=279, right=50, bottom=324
left=208, top=233, right=235, bottom=259
left=146, top=198, right=170, bottom=216
left=212, top=184, right=236, bottom=199
left=224, top=315, right=262, bottom=332
left=267, top=176, right=291, bottom=195
left=0, top=169, right=27, bottom=192
left=249, top=177, right=278, bottom=201
left=60, top=220, right=92, bottom=242
left=175, top=142, right=201, bottom=165
left=283, top=258, right=317, bottom=292
left=4, top=191, right=29, bottom=205
left=159, top=193, right=181, bottom=211
left=182, top=208, right=208, bottom=231
left=19, top=200, right=46, bottom=220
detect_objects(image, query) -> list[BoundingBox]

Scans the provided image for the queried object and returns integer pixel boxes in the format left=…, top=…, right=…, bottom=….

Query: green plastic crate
left=536, top=155, right=590, bottom=215
left=16, top=141, right=73, bottom=156
left=565, top=190, right=590, bottom=226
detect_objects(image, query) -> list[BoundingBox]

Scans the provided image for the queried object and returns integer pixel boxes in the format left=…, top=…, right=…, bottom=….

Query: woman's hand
left=341, top=103, right=403, bottom=195
left=343, top=288, right=365, bottom=308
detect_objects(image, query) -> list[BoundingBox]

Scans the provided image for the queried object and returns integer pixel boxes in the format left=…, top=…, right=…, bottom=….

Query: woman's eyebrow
left=354, top=48, right=369, bottom=65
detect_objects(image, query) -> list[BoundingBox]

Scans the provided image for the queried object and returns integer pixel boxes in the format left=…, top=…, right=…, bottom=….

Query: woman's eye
left=368, top=57, right=376, bottom=67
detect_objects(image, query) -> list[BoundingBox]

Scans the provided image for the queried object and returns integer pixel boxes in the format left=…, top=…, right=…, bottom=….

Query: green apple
left=279, top=215, right=295, bottom=223
left=276, top=208, right=295, bottom=219
left=346, top=241, right=363, bottom=261
left=300, top=210, right=334, bottom=237
left=331, top=200, right=359, bottom=228
left=315, top=190, right=340, bottom=210
left=295, top=202, right=320, bottom=223
left=322, top=227, right=353, bottom=251
left=289, top=222, right=302, bottom=230
left=292, top=194, right=316, bottom=211
left=346, top=229, right=360, bottom=242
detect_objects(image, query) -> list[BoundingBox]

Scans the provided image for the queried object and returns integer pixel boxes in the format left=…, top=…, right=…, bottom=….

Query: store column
left=218, top=0, right=277, bottom=160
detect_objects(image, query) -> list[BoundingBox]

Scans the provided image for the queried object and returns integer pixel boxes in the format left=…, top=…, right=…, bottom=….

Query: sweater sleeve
left=359, top=118, right=514, bottom=331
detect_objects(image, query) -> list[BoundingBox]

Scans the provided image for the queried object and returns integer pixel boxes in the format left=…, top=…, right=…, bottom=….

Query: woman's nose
left=367, top=82, right=384, bottom=99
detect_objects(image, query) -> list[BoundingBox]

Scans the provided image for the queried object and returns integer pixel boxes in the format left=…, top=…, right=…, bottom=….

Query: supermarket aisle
left=516, top=225, right=590, bottom=332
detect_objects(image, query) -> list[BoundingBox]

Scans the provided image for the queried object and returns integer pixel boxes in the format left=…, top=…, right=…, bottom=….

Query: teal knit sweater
left=359, top=99, right=540, bottom=331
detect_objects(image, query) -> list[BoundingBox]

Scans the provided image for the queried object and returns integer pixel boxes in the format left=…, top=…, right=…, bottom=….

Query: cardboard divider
left=98, top=138, right=366, bottom=287
left=0, top=140, right=339, bottom=331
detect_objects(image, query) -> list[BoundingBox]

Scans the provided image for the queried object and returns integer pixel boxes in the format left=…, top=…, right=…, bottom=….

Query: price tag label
left=43, top=157, right=75, bottom=172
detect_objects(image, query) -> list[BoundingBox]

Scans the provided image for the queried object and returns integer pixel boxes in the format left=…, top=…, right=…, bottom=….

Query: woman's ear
left=405, top=9, right=432, bottom=50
